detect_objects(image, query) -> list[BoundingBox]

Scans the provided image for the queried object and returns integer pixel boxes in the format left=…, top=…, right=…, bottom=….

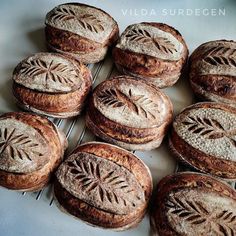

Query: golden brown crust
left=54, top=142, right=152, bottom=230
left=190, top=74, right=236, bottom=99
left=86, top=76, right=173, bottom=150
left=45, top=3, right=119, bottom=63
left=54, top=180, right=146, bottom=230
left=169, top=102, right=236, bottom=180
left=86, top=112, right=169, bottom=151
left=45, top=25, right=101, bottom=53
left=0, top=112, right=67, bottom=191
left=13, top=81, right=91, bottom=118
left=189, top=40, right=236, bottom=107
left=113, top=48, right=183, bottom=87
left=12, top=53, right=92, bottom=118
left=86, top=103, right=168, bottom=144
left=151, top=172, right=236, bottom=236
left=113, top=22, right=188, bottom=88
left=0, top=162, right=57, bottom=191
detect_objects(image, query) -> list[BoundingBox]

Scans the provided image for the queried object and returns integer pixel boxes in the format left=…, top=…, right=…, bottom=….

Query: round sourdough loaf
left=151, top=172, right=236, bottom=236
left=0, top=112, right=67, bottom=191
left=113, top=22, right=188, bottom=88
left=54, top=142, right=152, bottom=230
left=86, top=76, right=173, bottom=150
left=12, top=52, right=92, bottom=118
left=45, top=3, right=119, bottom=63
left=189, top=40, right=236, bottom=107
left=169, top=102, right=236, bottom=180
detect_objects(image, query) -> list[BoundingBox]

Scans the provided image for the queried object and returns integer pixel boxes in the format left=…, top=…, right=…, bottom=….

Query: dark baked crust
left=86, top=102, right=169, bottom=144
left=151, top=172, right=236, bottom=236
left=54, top=142, right=152, bottom=230
left=45, top=3, right=119, bottom=63
left=189, top=40, right=236, bottom=107
left=12, top=54, right=92, bottom=118
left=85, top=76, right=173, bottom=150
left=0, top=112, right=67, bottom=191
left=45, top=25, right=101, bottom=54
left=169, top=102, right=236, bottom=180
left=13, top=80, right=91, bottom=118
left=0, top=162, right=57, bottom=191
left=113, top=22, right=188, bottom=88
left=86, top=110, right=169, bottom=150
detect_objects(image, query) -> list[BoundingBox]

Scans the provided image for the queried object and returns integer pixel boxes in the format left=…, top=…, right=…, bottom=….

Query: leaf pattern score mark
left=182, top=116, right=236, bottom=147
left=125, top=28, right=177, bottom=54
left=68, top=159, right=139, bottom=208
left=78, top=14, right=104, bottom=33
left=0, top=128, right=43, bottom=161
left=21, top=59, right=78, bottom=85
left=215, top=211, right=236, bottom=236
left=203, top=45, right=236, bottom=67
left=166, top=196, right=208, bottom=225
left=166, top=196, right=236, bottom=235
left=50, top=6, right=104, bottom=33
left=98, top=88, right=160, bottom=120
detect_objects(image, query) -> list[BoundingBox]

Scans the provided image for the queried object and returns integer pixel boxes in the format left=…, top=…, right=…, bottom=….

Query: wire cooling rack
left=19, top=54, right=160, bottom=205
left=18, top=54, right=235, bottom=207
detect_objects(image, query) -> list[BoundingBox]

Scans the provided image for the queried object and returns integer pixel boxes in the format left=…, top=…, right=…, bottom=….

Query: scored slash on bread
left=189, top=40, right=236, bottom=107
left=169, top=102, right=236, bottom=180
left=0, top=112, right=67, bottom=191
left=12, top=52, right=92, bottom=118
left=86, top=75, right=173, bottom=151
left=113, top=22, right=188, bottom=88
left=45, top=3, right=119, bottom=63
left=54, top=142, right=152, bottom=230
left=151, top=172, right=236, bottom=236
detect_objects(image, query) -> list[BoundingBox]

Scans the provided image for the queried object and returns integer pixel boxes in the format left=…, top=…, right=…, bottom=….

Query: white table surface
left=0, top=0, right=235, bottom=236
